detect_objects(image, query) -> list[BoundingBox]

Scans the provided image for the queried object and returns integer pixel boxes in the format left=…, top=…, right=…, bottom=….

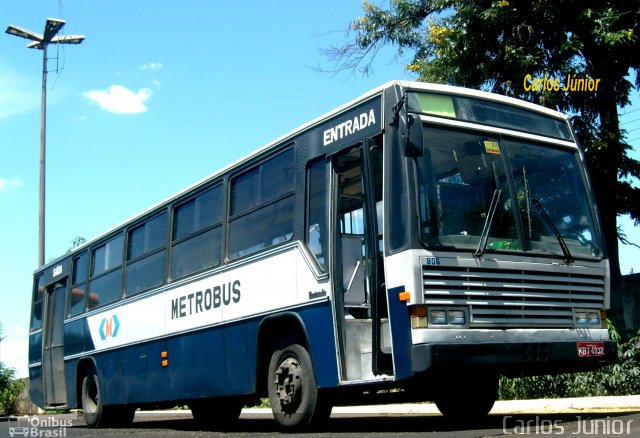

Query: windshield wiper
left=531, top=199, right=574, bottom=264
left=522, top=166, right=532, bottom=239
left=474, top=188, right=502, bottom=258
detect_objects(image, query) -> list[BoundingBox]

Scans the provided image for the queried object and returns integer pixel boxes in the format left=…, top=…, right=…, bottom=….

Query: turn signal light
left=410, top=305, right=427, bottom=329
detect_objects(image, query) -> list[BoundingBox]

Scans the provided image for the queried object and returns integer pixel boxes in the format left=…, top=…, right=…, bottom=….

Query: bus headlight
left=430, top=310, right=447, bottom=325
left=448, top=310, right=466, bottom=325
left=427, top=307, right=468, bottom=327
left=574, top=309, right=601, bottom=327
left=574, top=311, right=588, bottom=325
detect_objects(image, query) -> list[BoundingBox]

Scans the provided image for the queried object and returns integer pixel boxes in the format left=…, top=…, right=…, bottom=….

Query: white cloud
left=0, top=177, right=23, bottom=192
left=83, top=85, right=152, bottom=114
left=140, top=62, right=163, bottom=71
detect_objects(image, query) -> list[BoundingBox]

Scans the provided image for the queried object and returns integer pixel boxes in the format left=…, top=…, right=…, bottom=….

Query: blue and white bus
left=29, top=81, right=615, bottom=431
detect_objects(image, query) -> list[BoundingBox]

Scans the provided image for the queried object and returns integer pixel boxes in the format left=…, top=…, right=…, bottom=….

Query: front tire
left=189, top=398, right=243, bottom=429
left=433, top=370, right=498, bottom=420
left=81, top=366, right=134, bottom=428
left=267, top=340, right=331, bottom=431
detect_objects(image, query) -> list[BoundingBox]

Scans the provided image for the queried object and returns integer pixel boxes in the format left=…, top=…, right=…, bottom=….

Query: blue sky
left=1, top=0, right=639, bottom=378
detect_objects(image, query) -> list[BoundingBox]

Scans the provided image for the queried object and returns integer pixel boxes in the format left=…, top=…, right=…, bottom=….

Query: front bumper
left=411, top=330, right=617, bottom=376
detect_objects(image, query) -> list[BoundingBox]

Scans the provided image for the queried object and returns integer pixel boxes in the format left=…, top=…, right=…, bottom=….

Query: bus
left=29, top=81, right=616, bottom=431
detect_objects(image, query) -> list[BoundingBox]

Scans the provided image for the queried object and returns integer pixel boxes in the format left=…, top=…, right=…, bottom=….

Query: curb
left=490, top=395, right=640, bottom=415
left=138, top=395, right=640, bottom=417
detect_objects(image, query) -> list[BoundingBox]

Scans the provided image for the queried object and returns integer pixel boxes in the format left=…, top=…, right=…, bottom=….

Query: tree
left=327, top=0, right=640, bottom=286
left=0, top=362, right=25, bottom=415
left=67, top=236, right=86, bottom=253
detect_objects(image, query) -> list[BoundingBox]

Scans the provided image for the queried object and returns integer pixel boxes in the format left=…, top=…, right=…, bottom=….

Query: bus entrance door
left=43, top=281, right=68, bottom=406
left=333, top=140, right=390, bottom=382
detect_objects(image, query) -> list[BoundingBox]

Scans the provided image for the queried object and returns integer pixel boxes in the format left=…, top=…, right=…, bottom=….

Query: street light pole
left=39, top=41, right=48, bottom=268
left=5, top=18, right=85, bottom=266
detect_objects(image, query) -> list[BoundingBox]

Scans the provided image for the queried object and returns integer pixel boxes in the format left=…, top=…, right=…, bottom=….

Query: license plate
left=576, top=341, right=605, bottom=357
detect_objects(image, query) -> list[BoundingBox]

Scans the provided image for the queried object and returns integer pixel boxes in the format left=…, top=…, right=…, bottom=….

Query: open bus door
left=43, top=280, right=68, bottom=406
left=332, top=137, right=391, bottom=381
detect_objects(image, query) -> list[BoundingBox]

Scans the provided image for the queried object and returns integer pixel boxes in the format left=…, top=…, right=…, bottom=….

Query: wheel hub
left=274, top=357, right=302, bottom=412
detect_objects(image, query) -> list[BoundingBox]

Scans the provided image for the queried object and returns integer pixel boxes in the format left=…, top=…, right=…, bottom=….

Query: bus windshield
left=417, top=124, right=602, bottom=259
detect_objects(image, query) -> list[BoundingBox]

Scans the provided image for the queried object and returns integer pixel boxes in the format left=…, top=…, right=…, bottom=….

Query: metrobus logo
left=99, top=314, right=120, bottom=340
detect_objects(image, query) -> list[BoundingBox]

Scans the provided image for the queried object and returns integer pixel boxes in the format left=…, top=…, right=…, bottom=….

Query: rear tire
left=81, top=366, right=135, bottom=428
left=267, top=340, right=331, bottom=431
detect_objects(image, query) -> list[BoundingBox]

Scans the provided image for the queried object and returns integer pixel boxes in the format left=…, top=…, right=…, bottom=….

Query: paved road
left=2, top=398, right=639, bottom=437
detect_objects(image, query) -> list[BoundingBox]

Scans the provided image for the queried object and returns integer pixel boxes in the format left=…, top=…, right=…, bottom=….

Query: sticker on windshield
left=484, top=140, right=501, bottom=154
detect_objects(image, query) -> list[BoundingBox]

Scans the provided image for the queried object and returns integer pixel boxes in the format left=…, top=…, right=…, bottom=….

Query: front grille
left=422, top=257, right=606, bottom=327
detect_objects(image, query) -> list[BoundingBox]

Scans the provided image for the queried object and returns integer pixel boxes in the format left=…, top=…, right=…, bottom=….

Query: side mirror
left=404, top=114, right=423, bottom=158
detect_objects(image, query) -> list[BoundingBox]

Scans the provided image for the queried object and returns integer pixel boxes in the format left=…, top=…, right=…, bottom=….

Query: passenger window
left=230, top=169, right=259, bottom=216
left=228, top=148, right=294, bottom=260
left=125, top=212, right=167, bottom=295
left=231, top=149, right=294, bottom=217
left=88, top=234, right=124, bottom=309
left=69, top=252, right=88, bottom=316
left=173, top=188, right=221, bottom=240
left=170, top=185, right=223, bottom=279
left=228, top=197, right=293, bottom=258
left=92, top=235, right=123, bottom=276
left=306, top=158, right=328, bottom=270
left=261, top=150, right=294, bottom=201
left=127, top=213, right=167, bottom=260
left=72, top=252, right=88, bottom=284
left=31, top=276, right=44, bottom=331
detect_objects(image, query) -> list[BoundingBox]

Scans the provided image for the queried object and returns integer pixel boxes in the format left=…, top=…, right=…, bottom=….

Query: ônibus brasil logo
left=99, top=314, right=120, bottom=340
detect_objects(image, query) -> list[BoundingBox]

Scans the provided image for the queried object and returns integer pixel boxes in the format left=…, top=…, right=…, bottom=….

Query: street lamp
left=5, top=18, right=85, bottom=266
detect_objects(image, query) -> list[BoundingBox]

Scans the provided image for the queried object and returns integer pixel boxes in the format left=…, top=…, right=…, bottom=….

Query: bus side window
left=69, top=252, right=88, bottom=316
left=170, top=185, right=223, bottom=279
left=306, top=158, right=328, bottom=271
left=31, top=275, right=44, bottom=330
left=87, top=234, right=124, bottom=310
left=228, top=148, right=294, bottom=260
left=126, top=212, right=167, bottom=295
